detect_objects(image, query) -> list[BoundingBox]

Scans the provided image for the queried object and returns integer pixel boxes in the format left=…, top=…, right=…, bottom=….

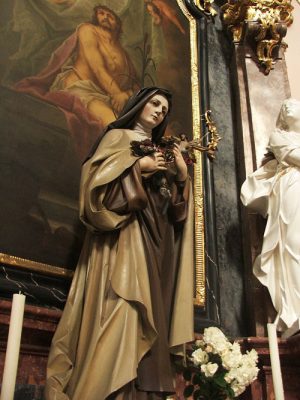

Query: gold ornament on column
left=195, top=0, right=217, bottom=16
left=221, top=0, right=294, bottom=74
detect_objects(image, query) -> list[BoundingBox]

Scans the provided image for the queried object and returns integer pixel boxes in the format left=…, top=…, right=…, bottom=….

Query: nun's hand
left=173, top=144, right=187, bottom=181
left=138, top=152, right=167, bottom=173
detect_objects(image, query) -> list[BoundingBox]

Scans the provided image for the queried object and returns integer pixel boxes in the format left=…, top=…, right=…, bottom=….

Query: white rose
left=244, top=349, right=258, bottom=366
left=191, top=348, right=209, bottom=366
left=205, top=345, right=213, bottom=353
left=228, top=364, right=258, bottom=386
left=231, top=342, right=241, bottom=354
left=195, top=339, right=205, bottom=348
left=225, top=368, right=242, bottom=385
left=238, top=353, right=259, bottom=384
left=224, top=372, right=234, bottom=383
left=231, top=382, right=246, bottom=396
left=222, top=350, right=242, bottom=369
left=233, top=367, right=248, bottom=384
left=221, top=343, right=242, bottom=369
left=213, top=339, right=231, bottom=354
left=201, top=362, right=218, bottom=377
left=203, top=327, right=227, bottom=344
left=203, top=327, right=230, bottom=354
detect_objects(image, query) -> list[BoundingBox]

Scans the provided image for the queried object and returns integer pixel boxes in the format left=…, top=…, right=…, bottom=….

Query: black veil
left=84, top=87, right=172, bottom=163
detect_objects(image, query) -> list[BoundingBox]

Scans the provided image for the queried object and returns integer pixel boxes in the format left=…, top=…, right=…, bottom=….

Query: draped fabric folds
left=241, top=129, right=300, bottom=330
left=45, top=128, right=194, bottom=400
left=14, top=29, right=103, bottom=161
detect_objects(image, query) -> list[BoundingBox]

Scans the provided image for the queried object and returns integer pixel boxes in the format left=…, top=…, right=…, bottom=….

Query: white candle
left=0, top=293, right=26, bottom=400
left=267, top=323, right=284, bottom=400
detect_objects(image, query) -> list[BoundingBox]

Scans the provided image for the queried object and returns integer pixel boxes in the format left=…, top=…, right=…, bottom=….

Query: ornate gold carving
left=189, top=110, right=221, bottom=160
left=203, top=110, right=221, bottom=159
left=222, top=1, right=248, bottom=42
left=0, top=252, right=73, bottom=279
left=195, top=0, right=217, bottom=16
left=222, top=0, right=294, bottom=74
left=177, top=0, right=206, bottom=307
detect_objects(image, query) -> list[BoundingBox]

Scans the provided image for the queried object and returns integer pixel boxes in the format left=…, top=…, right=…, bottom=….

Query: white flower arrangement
left=183, top=327, right=259, bottom=399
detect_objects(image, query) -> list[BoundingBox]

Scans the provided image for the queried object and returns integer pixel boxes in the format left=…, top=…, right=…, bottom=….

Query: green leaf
left=227, top=386, right=235, bottom=398
left=214, top=375, right=227, bottom=388
left=184, top=385, right=194, bottom=398
left=217, top=370, right=227, bottom=379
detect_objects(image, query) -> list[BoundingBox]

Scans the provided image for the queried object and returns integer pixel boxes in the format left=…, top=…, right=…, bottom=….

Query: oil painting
left=0, top=0, right=192, bottom=270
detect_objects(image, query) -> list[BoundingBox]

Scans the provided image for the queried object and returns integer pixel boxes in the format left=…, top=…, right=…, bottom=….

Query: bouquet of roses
left=130, top=137, right=195, bottom=200
left=130, top=136, right=196, bottom=165
left=130, top=139, right=157, bottom=157
left=183, top=327, right=259, bottom=399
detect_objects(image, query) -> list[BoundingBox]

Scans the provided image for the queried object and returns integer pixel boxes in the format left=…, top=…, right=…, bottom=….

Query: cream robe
left=45, top=128, right=194, bottom=400
left=241, top=129, right=300, bottom=330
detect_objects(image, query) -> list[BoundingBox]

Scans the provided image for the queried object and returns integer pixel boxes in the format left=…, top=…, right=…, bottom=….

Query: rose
left=245, top=349, right=258, bottom=366
left=231, top=382, right=246, bottom=396
left=195, top=339, right=205, bottom=347
left=205, top=345, right=213, bottom=353
left=222, top=351, right=241, bottom=370
left=221, top=342, right=242, bottom=369
left=184, top=328, right=259, bottom=400
left=203, top=327, right=227, bottom=344
left=200, top=362, right=218, bottom=377
left=236, top=363, right=259, bottom=385
left=225, top=362, right=259, bottom=387
left=203, top=327, right=231, bottom=354
left=191, top=348, right=209, bottom=366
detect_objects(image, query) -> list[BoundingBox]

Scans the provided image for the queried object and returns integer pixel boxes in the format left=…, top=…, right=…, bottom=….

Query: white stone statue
left=241, top=98, right=300, bottom=336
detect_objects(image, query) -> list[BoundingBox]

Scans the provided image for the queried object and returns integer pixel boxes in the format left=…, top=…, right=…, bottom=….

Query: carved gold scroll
left=222, top=0, right=294, bottom=74
left=195, top=0, right=217, bottom=16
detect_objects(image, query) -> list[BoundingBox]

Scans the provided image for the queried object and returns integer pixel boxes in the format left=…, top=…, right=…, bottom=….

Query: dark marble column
left=206, top=7, right=247, bottom=337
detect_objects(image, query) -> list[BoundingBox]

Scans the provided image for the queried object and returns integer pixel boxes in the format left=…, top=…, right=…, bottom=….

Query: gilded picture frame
left=0, top=0, right=206, bottom=307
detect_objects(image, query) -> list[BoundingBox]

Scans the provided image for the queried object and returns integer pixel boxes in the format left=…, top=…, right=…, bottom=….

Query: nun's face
left=136, top=94, right=169, bottom=130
